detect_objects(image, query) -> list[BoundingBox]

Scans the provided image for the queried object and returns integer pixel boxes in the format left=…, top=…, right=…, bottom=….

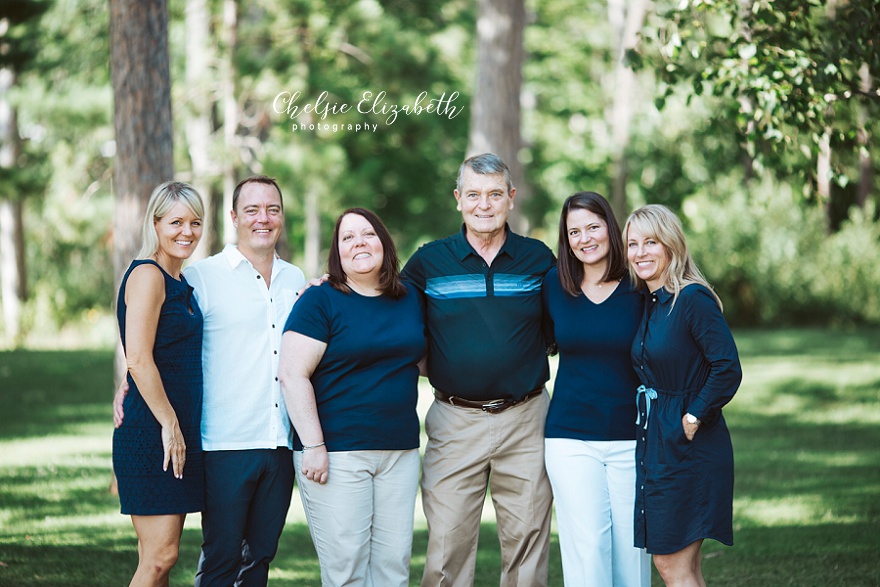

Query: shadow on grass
left=2, top=340, right=879, bottom=586
left=5, top=517, right=874, bottom=586
left=734, top=327, right=880, bottom=361
left=0, top=465, right=119, bottom=524
left=703, top=523, right=880, bottom=587
left=0, top=350, right=115, bottom=441
left=0, top=532, right=140, bottom=587
left=272, top=523, right=563, bottom=587
left=730, top=415, right=880, bottom=504
left=0, top=526, right=210, bottom=587
left=753, top=375, right=880, bottom=409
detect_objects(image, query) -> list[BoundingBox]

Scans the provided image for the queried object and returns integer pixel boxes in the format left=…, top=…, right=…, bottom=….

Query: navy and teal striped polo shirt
left=402, top=224, right=555, bottom=401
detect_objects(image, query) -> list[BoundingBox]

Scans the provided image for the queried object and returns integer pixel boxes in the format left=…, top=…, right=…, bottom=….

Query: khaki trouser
left=420, top=390, right=553, bottom=587
left=295, top=449, right=420, bottom=587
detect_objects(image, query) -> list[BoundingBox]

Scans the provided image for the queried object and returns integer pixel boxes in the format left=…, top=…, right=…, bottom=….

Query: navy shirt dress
left=631, top=284, right=742, bottom=554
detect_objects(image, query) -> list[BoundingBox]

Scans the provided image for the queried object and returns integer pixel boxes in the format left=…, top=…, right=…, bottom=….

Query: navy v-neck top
left=542, top=266, right=643, bottom=440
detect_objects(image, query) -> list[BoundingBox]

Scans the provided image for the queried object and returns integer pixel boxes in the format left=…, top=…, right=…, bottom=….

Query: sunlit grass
left=1, top=331, right=879, bottom=586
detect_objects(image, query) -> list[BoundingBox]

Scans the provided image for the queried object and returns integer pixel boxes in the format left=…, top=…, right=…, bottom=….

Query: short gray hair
left=456, top=153, right=512, bottom=194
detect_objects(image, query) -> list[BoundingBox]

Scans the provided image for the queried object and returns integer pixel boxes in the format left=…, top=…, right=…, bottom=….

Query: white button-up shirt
left=184, top=244, right=306, bottom=451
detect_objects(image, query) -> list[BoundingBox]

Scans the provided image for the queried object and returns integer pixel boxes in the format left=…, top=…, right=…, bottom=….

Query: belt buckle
left=481, top=399, right=508, bottom=414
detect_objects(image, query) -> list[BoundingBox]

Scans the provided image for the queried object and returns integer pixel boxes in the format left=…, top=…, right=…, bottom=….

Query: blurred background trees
left=0, top=0, right=878, bottom=347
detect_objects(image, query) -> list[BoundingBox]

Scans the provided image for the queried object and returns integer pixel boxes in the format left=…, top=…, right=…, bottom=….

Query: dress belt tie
left=635, top=385, right=657, bottom=430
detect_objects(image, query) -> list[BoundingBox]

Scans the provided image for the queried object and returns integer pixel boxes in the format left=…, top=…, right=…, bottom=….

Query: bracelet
left=301, top=441, right=325, bottom=451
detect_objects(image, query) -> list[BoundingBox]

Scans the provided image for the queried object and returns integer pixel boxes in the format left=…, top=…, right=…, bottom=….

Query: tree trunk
left=304, top=187, right=321, bottom=278
left=220, top=0, right=239, bottom=245
left=856, top=62, right=872, bottom=210
left=738, top=96, right=756, bottom=182
left=818, top=128, right=833, bottom=229
left=0, top=66, right=26, bottom=345
left=109, top=0, right=174, bottom=388
left=185, top=0, right=217, bottom=259
left=467, top=0, right=527, bottom=232
left=821, top=0, right=840, bottom=229
left=0, top=200, right=26, bottom=344
left=607, top=0, right=648, bottom=219
left=737, top=0, right=756, bottom=183
left=110, top=0, right=174, bottom=281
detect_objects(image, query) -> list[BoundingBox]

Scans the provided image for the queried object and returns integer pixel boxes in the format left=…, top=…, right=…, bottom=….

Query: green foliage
left=685, top=178, right=880, bottom=326
left=27, top=187, right=114, bottom=331
left=643, top=0, right=880, bottom=197
left=17, top=105, right=115, bottom=331
left=0, top=142, right=49, bottom=203
left=0, top=0, right=51, bottom=72
left=212, top=0, right=471, bottom=260
left=2, top=0, right=115, bottom=335
left=29, top=0, right=109, bottom=82
left=524, top=0, right=620, bottom=224
left=811, top=204, right=880, bottom=324
left=2, top=0, right=879, bottom=338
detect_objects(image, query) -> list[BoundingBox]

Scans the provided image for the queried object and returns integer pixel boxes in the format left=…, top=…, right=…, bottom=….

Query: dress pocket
left=656, top=399, right=692, bottom=465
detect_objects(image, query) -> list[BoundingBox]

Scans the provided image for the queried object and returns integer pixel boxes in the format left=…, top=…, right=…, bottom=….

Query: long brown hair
left=556, top=191, right=627, bottom=297
left=327, top=208, right=406, bottom=299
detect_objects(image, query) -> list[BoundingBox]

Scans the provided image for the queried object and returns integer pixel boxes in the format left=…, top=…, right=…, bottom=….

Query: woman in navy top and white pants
left=543, top=192, right=651, bottom=586
left=625, top=204, right=742, bottom=586
left=279, top=208, right=425, bottom=587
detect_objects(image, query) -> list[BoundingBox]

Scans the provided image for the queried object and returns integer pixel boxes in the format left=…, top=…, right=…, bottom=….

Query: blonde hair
left=137, top=181, right=205, bottom=259
left=624, top=204, right=722, bottom=311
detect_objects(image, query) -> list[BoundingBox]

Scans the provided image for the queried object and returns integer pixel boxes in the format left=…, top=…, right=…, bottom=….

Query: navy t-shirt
left=542, top=267, right=643, bottom=440
left=283, top=282, right=425, bottom=451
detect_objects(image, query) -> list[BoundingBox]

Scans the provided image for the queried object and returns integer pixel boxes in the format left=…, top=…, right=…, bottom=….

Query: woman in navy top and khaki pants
left=625, top=204, right=742, bottom=587
left=543, top=192, right=651, bottom=586
left=279, top=208, right=425, bottom=587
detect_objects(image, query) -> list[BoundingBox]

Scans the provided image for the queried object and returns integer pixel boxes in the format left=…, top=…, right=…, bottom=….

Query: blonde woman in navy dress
left=113, top=182, right=205, bottom=587
left=542, top=192, right=651, bottom=586
left=625, top=204, right=742, bottom=587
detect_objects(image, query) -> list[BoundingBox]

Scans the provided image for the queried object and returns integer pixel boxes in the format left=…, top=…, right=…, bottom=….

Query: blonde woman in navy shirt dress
left=542, top=192, right=651, bottom=586
left=625, top=204, right=742, bottom=586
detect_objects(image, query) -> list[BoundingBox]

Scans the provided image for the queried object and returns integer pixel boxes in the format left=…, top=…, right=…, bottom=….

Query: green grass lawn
left=1, top=328, right=879, bottom=586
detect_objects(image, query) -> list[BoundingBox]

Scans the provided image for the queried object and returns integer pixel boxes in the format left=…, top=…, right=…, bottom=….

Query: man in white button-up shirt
left=187, top=176, right=306, bottom=587
left=118, top=175, right=306, bottom=586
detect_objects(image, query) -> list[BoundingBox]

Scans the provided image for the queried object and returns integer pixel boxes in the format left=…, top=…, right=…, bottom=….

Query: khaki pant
left=420, top=390, right=553, bottom=587
left=295, top=449, right=420, bottom=587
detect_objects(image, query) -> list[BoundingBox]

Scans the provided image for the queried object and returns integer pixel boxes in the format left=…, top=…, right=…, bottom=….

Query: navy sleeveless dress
left=113, top=259, right=205, bottom=515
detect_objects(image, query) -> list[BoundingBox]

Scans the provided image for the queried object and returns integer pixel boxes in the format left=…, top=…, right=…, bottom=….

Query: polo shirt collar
left=452, top=223, right=516, bottom=261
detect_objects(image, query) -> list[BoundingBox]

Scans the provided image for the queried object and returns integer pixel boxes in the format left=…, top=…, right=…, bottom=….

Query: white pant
left=544, top=438, right=651, bottom=587
left=294, top=449, right=420, bottom=587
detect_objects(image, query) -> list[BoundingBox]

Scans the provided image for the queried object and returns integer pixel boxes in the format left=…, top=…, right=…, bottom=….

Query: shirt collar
left=451, top=223, right=515, bottom=261
left=221, top=244, right=249, bottom=269
left=220, top=244, right=286, bottom=278
left=643, top=285, right=674, bottom=304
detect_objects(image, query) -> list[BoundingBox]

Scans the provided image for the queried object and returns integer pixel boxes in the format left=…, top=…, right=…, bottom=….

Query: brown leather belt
left=433, top=387, right=544, bottom=414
